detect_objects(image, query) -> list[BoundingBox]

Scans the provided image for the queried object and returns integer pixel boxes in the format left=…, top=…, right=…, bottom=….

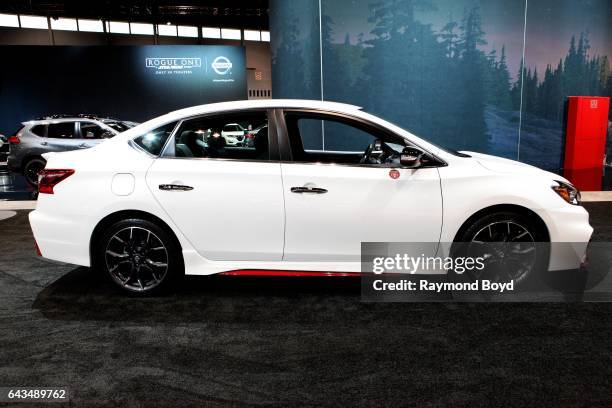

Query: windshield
left=436, top=145, right=472, bottom=157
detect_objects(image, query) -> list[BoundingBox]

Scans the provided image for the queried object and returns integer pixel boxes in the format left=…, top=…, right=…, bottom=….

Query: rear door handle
left=291, top=186, right=328, bottom=194
left=159, top=184, right=194, bottom=191
left=40, top=141, right=48, bottom=146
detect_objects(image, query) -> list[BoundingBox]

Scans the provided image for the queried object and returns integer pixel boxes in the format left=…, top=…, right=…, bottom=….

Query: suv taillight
left=8, top=135, right=20, bottom=144
left=38, top=169, right=74, bottom=194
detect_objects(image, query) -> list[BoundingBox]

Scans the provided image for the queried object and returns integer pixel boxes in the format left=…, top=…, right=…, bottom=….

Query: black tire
left=23, top=157, right=46, bottom=186
left=95, top=218, right=183, bottom=295
left=453, top=211, right=549, bottom=288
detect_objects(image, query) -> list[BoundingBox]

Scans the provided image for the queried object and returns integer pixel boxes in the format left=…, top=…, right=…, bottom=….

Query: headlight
left=552, top=180, right=581, bottom=205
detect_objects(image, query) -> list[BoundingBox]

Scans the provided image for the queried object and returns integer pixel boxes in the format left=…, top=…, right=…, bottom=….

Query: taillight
left=8, top=135, right=20, bottom=144
left=38, top=169, right=74, bottom=194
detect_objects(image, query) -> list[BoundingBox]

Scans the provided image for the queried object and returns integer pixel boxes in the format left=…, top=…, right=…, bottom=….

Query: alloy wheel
left=25, top=161, right=45, bottom=185
left=105, top=226, right=169, bottom=293
left=466, top=220, right=537, bottom=284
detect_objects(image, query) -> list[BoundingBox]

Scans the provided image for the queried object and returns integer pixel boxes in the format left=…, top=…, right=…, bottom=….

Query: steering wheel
left=359, top=139, right=382, bottom=164
left=360, top=142, right=374, bottom=164
left=360, top=139, right=394, bottom=165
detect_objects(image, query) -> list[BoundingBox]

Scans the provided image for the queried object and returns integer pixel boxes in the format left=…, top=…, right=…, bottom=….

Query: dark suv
left=7, top=115, right=136, bottom=185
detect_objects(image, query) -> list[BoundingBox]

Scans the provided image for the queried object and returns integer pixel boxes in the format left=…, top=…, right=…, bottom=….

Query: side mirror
left=400, top=146, right=425, bottom=168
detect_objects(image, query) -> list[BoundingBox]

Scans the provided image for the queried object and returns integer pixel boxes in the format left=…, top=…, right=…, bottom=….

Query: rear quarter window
left=30, top=125, right=46, bottom=137
left=133, top=121, right=177, bottom=156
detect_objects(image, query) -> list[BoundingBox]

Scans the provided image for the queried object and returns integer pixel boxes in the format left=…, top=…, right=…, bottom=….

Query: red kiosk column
left=563, top=96, right=609, bottom=191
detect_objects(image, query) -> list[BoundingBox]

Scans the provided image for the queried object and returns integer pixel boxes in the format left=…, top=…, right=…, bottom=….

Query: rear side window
left=30, top=125, right=46, bottom=137
left=47, top=122, right=76, bottom=139
left=103, top=120, right=135, bottom=132
left=169, top=111, right=269, bottom=161
left=133, top=122, right=177, bottom=156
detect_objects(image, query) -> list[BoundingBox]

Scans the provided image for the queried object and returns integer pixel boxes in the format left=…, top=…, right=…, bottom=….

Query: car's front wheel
left=23, top=157, right=46, bottom=186
left=454, top=211, right=549, bottom=287
left=96, top=218, right=183, bottom=295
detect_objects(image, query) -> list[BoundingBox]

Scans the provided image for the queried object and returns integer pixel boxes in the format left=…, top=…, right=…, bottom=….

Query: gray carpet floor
left=0, top=204, right=611, bottom=407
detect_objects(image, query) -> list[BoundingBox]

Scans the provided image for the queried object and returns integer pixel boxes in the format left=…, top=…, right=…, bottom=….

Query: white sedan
left=29, top=100, right=593, bottom=294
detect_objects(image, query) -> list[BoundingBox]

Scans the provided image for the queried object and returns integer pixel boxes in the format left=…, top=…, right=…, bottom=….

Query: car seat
left=253, top=126, right=269, bottom=159
left=177, top=131, right=204, bottom=157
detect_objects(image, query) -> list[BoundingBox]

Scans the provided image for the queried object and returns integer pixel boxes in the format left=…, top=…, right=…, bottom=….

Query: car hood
left=462, top=151, right=569, bottom=183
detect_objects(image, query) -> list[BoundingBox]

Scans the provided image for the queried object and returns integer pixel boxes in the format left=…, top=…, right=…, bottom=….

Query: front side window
left=133, top=121, right=177, bottom=156
left=47, top=122, right=76, bottom=139
left=167, top=111, right=269, bottom=161
left=79, top=122, right=108, bottom=139
left=284, top=112, right=407, bottom=166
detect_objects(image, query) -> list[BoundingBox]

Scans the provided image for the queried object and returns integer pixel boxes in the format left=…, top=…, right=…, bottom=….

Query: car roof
left=164, top=99, right=362, bottom=120
left=22, top=116, right=124, bottom=125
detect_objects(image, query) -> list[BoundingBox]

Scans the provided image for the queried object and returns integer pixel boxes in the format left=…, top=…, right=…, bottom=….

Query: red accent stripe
left=218, top=270, right=362, bottom=277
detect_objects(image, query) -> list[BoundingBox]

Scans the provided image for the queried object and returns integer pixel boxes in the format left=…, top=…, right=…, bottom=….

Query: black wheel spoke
left=106, top=250, right=129, bottom=259
left=145, top=258, right=167, bottom=268
left=470, top=220, right=536, bottom=284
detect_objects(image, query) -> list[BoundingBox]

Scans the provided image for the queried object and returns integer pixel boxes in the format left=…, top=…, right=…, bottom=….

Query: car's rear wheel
left=454, top=212, right=549, bottom=287
left=23, top=157, right=46, bottom=186
left=96, top=218, right=183, bottom=295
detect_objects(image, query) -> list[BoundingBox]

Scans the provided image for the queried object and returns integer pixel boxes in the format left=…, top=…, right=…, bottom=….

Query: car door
left=145, top=109, right=285, bottom=261
left=278, top=110, right=443, bottom=262
left=45, top=122, right=83, bottom=152
left=76, top=121, right=111, bottom=148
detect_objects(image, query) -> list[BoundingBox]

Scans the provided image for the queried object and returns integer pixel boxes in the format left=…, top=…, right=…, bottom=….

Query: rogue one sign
left=145, top=57, right=202, bottom=75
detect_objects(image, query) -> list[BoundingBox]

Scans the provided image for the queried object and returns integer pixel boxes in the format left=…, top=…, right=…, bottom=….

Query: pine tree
left=537, top=64, right=553, bottom=118
left=362, top=0, right=459, bottom=146
left=271, top=13, right=305, bottom=99
left=496, top=46, right=512, bottom=109
left=525, top=67, right=538, bottom=114
left=511, top=58, right=525, bottom=111
left=440, top=19, right=458, bottom=59
left=551, top=59, right=564, bottom=120
left=599, top=56, right=610, bottom=92
left=486, top=46, right=512, bottom=110
left=454, top=5, right=488, bottom=150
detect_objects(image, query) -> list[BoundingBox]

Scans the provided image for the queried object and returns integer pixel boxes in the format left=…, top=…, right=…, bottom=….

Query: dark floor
left=0, top=205, right=611, bottom=407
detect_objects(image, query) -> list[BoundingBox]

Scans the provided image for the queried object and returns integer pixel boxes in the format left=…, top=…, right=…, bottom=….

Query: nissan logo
left=211, top=56, right=232, bottom=75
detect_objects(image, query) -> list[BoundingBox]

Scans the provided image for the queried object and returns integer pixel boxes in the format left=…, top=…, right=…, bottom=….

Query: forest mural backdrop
left=270, top=0, right=612, bottom=175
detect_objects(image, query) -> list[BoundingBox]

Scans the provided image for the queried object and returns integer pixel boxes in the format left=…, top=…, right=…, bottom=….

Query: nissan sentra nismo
left=29, top=100, right=593, bottom=294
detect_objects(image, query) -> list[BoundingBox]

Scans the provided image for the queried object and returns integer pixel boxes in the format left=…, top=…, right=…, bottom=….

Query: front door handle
left=40, top=141, right=48, bottom=146
left=159, top=184, right=194, bottom=191
left=291, top=186, right=328, bottom=194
